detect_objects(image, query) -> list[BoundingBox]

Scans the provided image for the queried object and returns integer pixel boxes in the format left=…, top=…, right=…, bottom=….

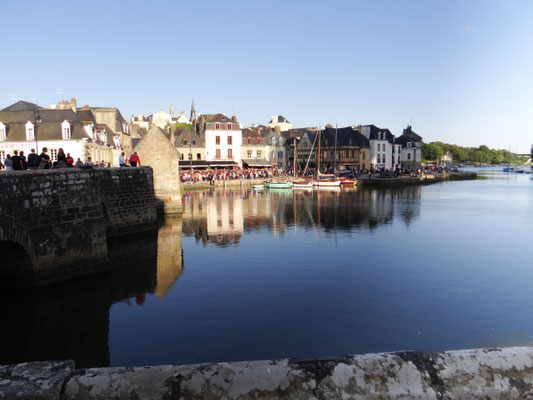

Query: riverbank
left=2, top=346, right=532, bottom=399
left=181, top=172, right=477, bottom=192
left=358, top=171, right=477, bottom=187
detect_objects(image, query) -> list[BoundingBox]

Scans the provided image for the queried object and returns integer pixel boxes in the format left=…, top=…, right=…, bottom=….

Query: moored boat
left=265, top=180, right=293, bottom=189
left=340, top=179, right=356, bottom=187
left=293, top=180, right=313, bottom=189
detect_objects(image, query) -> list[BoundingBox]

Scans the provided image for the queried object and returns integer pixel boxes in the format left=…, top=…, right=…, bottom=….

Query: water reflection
left=0, top=216, right=184, bottom=368
left=182, top=186, right=422, bottom=244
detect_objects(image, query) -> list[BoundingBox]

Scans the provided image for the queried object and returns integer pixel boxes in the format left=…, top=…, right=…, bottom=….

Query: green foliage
left=173, top=122, right=193, bottom=130
left=423, top=141, right=519, bottom=164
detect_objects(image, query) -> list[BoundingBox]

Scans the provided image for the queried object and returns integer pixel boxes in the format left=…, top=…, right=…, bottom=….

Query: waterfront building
left=199, top=113, right=242, bottom=168
left=173, top=126, right=208, bottom=169
left=267, top=115, right=292, bottom=132
left=241, top=127, right=287, bottom=169
left=0, top=99, right=129, bottom=166
left=319, top=126, right=370, bottom=171
left=396, top=125, right=423, bottom=170
left=357, top=124, right=395, bottom=170
left=131, top=114, right=150, bottom=131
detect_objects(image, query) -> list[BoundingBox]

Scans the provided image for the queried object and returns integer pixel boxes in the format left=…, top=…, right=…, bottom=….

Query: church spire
left=190, top=99, right=196, bottom=122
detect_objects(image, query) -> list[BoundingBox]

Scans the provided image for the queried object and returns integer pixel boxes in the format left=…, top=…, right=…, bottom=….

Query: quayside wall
left=2, top=346, right=533, bottom=399
left=0, top=168, right=158, bottom=287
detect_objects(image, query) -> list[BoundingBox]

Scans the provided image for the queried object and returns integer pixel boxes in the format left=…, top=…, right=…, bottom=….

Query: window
left=196, top=153, right=201, bottom=160
left=183, top=139, right=188, bottom=145
left=407, top=153, right=411, bottom=160
left=377, top=154, right=381, bottom=163
left=0, top=151, right=5, bottom=163
left=362, top=152, right=366, bottom=160
left=62, top=121, right=71, bottom=140
left=257, top=150, right=262, bottom=158
left=180, top=153, right=184, bottom=160
left=227, top=136, right=232, bottom=145
left=0, top=123, right=6, bottom=141
left=215, top=123, right=220, bottom=130
left=227, top=123, right=232, bottom=130
left=25, top=121, right=35, bottom=141
left=382, top=155, right=386, bottom=163
left=377, top=144, right=380, bottom=151
left=228, top=148, right=233, bottom=158
left=407, top=142, right=412, bottom=147
left=188, top=153, right=192, bottom=160
left=192, top=140, right=196, bottom=145
left=247, top=136, right=252, bottom=145
left=216, top=136, right=220, bottom=145
left=216, top=148, right=221, bottom=159
left=50, top=149, right=58, bottom=161
left=247, top=150, right=252, bottom=158
left=257, top=137, right=261, bottom=145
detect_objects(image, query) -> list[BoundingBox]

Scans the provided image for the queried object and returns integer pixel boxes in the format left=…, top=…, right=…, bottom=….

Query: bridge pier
left=0, top=168, right=158, bottom=288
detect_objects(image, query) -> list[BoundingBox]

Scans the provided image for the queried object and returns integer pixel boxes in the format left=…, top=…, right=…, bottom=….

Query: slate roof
left=363, top=125, right=395, bottom=143
left=321, top=127, right=369, bottom=147
left=173, top=127, right=204, bottom=147
left=396, top=125, right=422, bottom=145
left=1, top=100, right=46, bottom=112
left=0, top=108, right=91, bottom=141
left=201, top=114, right=238, bottom=123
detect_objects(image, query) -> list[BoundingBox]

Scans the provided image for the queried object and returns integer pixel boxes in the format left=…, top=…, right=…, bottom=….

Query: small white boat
left=312, top=179, right=341, bottom=187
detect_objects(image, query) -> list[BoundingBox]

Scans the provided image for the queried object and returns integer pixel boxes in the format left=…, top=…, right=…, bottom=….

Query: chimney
left=231, top=115, right=237, bottom=122
left=169, top=127, right=174, bottom=145
left=272, top=115, right=278, bottom=123
left=70, top=97, right=77, bottom=113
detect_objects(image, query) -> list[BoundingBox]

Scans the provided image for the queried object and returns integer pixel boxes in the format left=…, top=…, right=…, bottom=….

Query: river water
left=1, top=169, right=532, bottom=368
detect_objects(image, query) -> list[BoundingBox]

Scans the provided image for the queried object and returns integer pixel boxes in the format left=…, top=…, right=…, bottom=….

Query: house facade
left=200, top=114, right=242, bottom=168
left=358, top=125, right=396, bottom=170
left=241, top=128, right=287, bottom=169
left=319, top=126, right=370, bottom=171
left=0, top=100, right=128, bottom=166
left=396, top=125, right=423, bottom=170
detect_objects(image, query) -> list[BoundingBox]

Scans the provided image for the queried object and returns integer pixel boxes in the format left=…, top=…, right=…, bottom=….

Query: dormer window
left=407, top=142, right=412, bottom=147
left=25, top=121, right=35, bottom=141
left=113, top=135, right=121, bottom=148
left=0, top=122, right=6, bottom=141
left=61, top=120, right=71, bottom=140
left=215, top=123, right=220, bottom=130
left=227, top=123, right=232, bottom=130
left=257, top=137, right=261, bottom=145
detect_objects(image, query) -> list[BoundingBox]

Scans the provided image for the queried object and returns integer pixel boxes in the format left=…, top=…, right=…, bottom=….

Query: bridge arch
left=0, top=240, right=35, bottom=287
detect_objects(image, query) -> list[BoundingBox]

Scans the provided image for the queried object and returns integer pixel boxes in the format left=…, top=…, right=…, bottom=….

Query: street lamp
left=34, top=109, right=42, bottom=151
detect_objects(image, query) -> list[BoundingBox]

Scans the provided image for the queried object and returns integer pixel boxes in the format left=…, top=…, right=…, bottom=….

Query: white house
left=396, top=125, right=423, bottom=170
left=358, top=125, right=395, bottom=170
left=199, top=114, right=242, bottom=168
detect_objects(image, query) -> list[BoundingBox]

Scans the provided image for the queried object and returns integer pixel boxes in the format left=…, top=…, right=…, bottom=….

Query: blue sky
left=1, top=0, right=532, bottom=152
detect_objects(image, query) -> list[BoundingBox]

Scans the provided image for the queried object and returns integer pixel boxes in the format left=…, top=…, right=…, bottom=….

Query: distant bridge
left=0, top=168, right=158, bottom=287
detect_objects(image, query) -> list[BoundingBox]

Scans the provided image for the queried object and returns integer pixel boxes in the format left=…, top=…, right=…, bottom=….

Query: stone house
left=0, top=100, right=128, bottom=166
left=241, top=127, right=287, bottom=169
left=172, top=126, right=208, bottom=169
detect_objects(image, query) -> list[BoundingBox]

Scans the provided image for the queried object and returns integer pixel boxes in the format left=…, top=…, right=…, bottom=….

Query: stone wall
left=0, top=168, right=157, bottom=287
left=3, top=347, right=533, bottom=399
left=134, top=126, right=182, bottom=214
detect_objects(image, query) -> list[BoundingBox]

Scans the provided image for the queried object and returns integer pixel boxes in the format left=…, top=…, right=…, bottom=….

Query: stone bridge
left=0, top=168, right=158, bottom=288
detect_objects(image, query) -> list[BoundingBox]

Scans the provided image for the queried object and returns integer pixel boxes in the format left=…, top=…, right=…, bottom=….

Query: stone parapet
left=2, top=347, right=533, bottom=399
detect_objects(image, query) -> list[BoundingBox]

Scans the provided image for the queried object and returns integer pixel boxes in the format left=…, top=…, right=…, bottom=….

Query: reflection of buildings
left=181, top=186, right=422, bottom=247
left=155, top=216, right=184, bottom=299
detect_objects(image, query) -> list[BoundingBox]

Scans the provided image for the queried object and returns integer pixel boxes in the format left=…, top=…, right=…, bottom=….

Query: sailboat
left=313, top=126, right=340, bottom=188
left=292, top=137, right=313, bottom=188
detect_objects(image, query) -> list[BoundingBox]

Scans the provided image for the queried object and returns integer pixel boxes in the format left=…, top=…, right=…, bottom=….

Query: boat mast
left=334, top=124, right=338, bottom=174
left=293, top=137, right=297, bottom=178
left=317, top=126, right=321, bottom=175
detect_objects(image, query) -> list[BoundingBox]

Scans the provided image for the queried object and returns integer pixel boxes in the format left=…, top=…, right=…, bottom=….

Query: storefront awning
left=242, top=158, right=271, bottom=167
left=179, top=160, right=209, bottom=168
left=207, top=161, right=238, bottom=168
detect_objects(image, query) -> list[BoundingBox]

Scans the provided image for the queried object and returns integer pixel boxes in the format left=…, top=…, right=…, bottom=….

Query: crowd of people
left=0, top=148, right=142, bottom=171
left=179, top=167, right=289, bottom=184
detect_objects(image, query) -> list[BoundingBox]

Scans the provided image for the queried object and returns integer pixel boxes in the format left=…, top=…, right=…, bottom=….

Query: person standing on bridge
left=27, top=149, right=38, bottom=170
left=129, top=152, right=140, bottom=167
left=38, top=148, right=51, bottom=169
